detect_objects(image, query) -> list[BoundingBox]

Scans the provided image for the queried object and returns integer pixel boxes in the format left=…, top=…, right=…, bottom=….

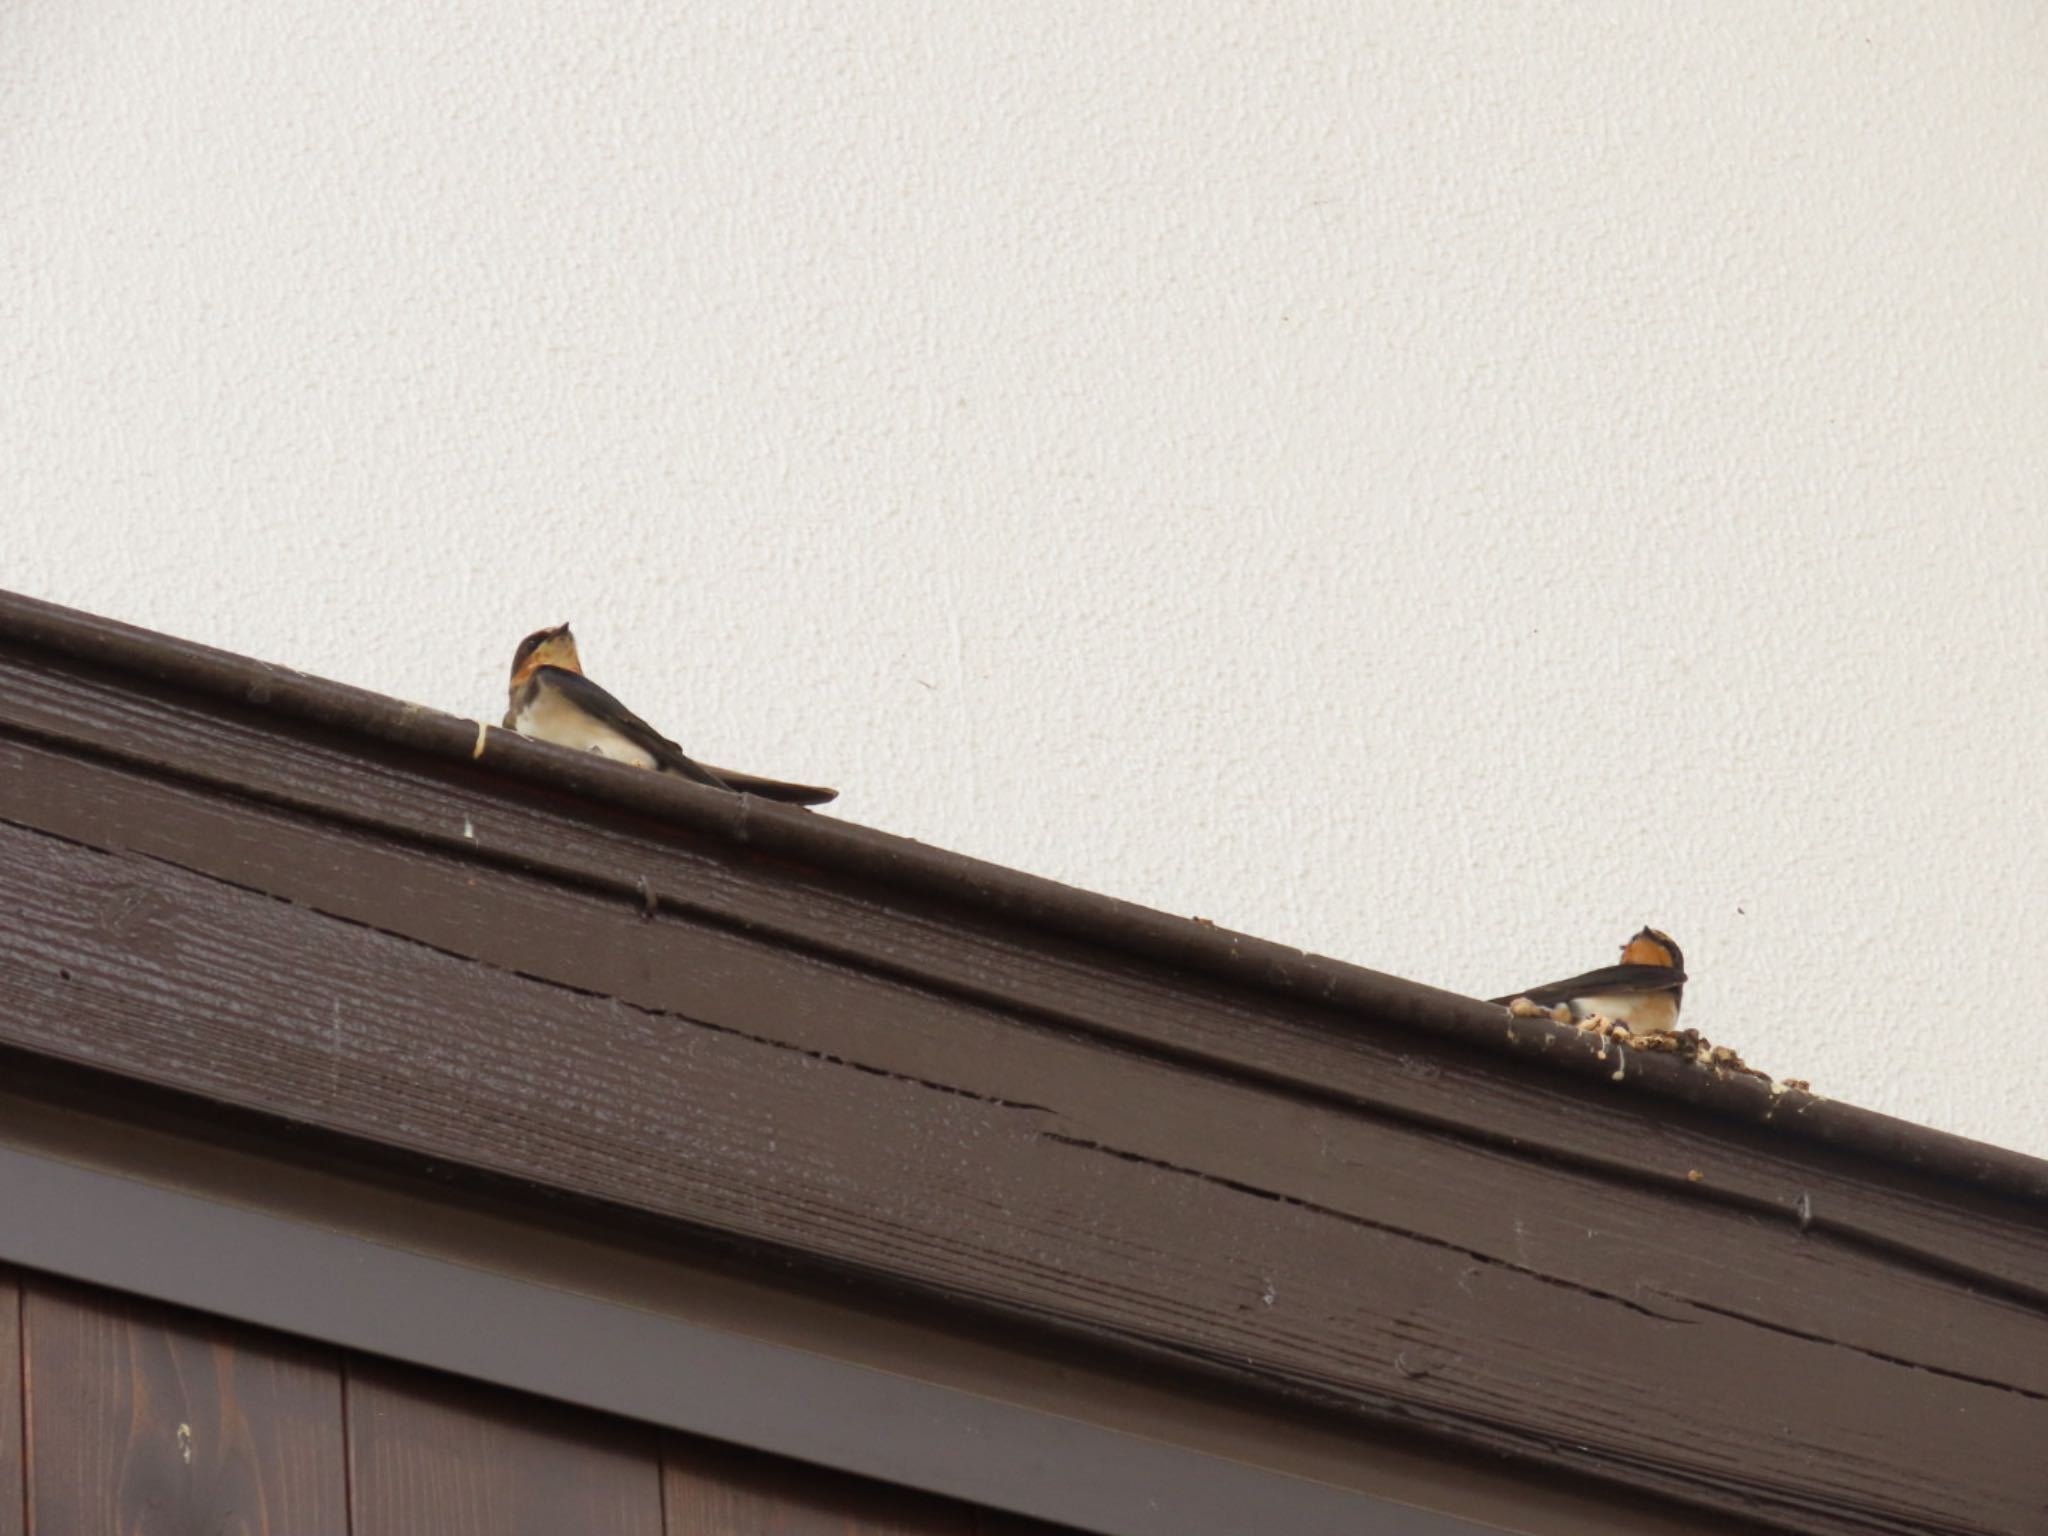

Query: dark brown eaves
left=0, top=588, right=2034, bottom=1201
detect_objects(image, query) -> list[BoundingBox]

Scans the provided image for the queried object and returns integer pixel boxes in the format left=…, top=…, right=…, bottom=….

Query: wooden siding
left=0, top=1264, right=1025, bottom=1536
left=21, top=1279, right=347, bottom=1536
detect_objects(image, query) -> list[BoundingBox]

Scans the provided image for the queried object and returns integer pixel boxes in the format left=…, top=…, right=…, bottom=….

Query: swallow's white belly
left=1570, top=990, right=1680, bottom=1035
left=510, top=688, right=660, bottom=769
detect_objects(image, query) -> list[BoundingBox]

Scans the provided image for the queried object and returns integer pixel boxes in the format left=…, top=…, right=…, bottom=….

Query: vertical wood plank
left=347, top=1360, right=664, bottom=1536
left=0, top=1269, right=21, bottom=1536
left=663, top=1434, right=975, bottom=1536
left=20, top=1276, right=347, bottom=1536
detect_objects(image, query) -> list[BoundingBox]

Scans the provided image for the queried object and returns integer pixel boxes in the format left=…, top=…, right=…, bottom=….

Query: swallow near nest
left=1491, top=927, right=1686, bottom=1035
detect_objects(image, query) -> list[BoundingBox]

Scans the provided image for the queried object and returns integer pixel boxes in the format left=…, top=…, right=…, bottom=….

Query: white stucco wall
left=4, top=4, right=2043, bottom=1155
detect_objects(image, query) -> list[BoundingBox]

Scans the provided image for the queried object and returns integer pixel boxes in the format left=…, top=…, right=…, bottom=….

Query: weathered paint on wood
left=663, top=1435, right=974, bottom=1536
left=346, top=1362, right=664, bottom=1536
left=19, top=1277, right=348, bottom=1536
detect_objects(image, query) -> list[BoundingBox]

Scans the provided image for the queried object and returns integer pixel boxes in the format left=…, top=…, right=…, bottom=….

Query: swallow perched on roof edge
left=1490, top=927, right=1686, bottom=1035
left=502, top=623, right=837, bottom=807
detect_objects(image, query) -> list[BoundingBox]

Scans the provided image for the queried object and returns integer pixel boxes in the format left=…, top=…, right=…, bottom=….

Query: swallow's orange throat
left=509, top=627, right=584, bottom=688
left=1620, top=930, right=1679, bottom=969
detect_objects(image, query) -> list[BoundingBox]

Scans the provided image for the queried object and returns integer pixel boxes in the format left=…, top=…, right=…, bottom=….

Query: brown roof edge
left=4, top=586, right=2043, bottom=1205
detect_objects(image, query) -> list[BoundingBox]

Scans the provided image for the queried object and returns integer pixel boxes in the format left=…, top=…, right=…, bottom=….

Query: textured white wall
left=4, top=4, right=2044, bottom=1154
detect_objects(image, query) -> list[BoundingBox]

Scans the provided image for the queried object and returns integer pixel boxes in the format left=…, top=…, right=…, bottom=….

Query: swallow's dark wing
left=701, top=764, right=839, bottom=807
left=1490, top=962, right=1685, bottom=1007
left=536, top=669, right=834, bottom=804
left=532, top=667, right=734, bottom=790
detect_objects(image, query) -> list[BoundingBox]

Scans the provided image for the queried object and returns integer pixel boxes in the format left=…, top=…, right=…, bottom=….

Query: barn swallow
left=503, top=624, right=836, bottom=806
left=1491, top=927, right=1686, bottom=1035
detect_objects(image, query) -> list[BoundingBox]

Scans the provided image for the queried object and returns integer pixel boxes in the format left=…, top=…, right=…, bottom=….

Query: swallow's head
left=1620, top=927, right=1683, bottom=973
left=510, top=623, right=581, bottom=684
